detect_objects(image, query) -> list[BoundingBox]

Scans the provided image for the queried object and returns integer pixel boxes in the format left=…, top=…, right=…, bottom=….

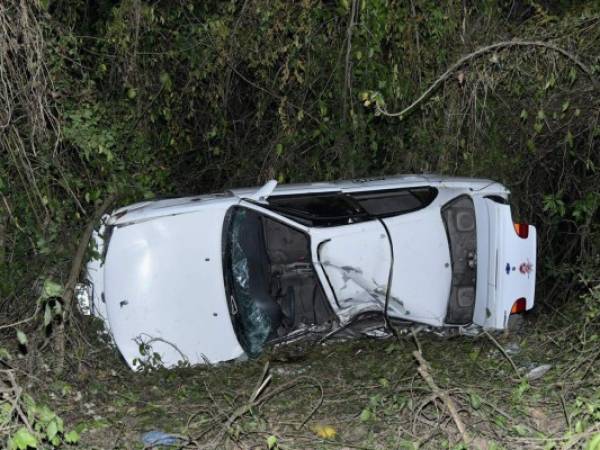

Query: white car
left=79, top=175, right=536, bottom=369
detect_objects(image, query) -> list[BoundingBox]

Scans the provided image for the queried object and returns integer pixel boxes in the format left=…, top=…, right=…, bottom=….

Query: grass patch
left=31, top=313, right=600, bottom=449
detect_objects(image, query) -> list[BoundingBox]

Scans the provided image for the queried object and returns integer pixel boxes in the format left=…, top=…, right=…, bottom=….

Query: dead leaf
left=312, top=424, right=337, bottom=439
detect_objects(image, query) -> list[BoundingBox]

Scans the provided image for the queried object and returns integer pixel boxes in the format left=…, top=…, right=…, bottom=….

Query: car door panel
left=382, top=207, right=453, bottom=326
left=311, top=221, right=393, bottom=321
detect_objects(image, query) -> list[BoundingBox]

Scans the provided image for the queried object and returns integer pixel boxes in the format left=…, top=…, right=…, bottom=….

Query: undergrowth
left=1, top=0, right=599, bottom=448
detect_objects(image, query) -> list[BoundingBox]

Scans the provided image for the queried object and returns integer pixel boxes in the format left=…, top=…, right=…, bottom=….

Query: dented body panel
left=312, top=220, right=393, bottom=321
left=80, top=175, right=536, bottom=369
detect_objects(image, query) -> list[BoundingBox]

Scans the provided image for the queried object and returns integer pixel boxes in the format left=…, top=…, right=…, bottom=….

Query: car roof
left=229, top=174, right=499, bottom=197
left=109, top=174, right=504, bottom=226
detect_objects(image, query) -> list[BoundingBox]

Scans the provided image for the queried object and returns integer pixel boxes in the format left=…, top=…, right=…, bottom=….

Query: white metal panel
left=478, top=200, right=536, bottom=329
left=104, top=209, right=244, bottom=369
left=383, top=207, right=453, bottom=326
left=310, top=221, right=392, bottom=322
left=472, top=196, right=492, bottom=326
left=108, top=195, right=238, bottom=227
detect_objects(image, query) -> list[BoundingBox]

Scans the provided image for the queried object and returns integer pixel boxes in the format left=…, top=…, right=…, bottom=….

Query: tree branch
left=413, top=350, right=471, bottom=444
left=376, top=39, right=599, bottom=119
left=54, top=194, right=117, bottom=374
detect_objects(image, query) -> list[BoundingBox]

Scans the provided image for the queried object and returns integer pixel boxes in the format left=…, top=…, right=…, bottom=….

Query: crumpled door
left=315, top=220, right=397, bottom=321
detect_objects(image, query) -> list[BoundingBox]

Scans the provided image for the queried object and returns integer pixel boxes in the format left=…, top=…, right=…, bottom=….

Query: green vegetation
left=1, top=0, right=599, bottom=448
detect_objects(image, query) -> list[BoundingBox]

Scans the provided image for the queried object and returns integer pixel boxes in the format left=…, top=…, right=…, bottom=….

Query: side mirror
left=243, top=180, right=278, bottom=203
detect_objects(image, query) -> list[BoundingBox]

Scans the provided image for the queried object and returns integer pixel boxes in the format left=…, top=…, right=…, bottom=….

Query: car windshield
left=223, top=207, right=276, bottom=356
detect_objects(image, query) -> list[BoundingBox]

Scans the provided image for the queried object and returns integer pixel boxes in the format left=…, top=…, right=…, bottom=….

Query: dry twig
left=483, top=330, right=523, bottom=381
left=412, top=350, right=471, bottom=444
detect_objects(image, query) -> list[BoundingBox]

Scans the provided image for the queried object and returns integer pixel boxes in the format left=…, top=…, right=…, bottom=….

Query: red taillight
left=511, top=298, right=526, bottom=314
left=514, top=223, right=529, bottom=239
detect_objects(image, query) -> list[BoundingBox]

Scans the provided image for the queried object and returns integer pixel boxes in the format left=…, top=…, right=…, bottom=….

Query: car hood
left=107, top=194, right=238, bottom=227
left=104, top=207, right=245, bottom=369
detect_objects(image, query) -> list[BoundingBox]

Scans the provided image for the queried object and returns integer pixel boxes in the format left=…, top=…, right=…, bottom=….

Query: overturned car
left=78, top=175, right=536, bottom=369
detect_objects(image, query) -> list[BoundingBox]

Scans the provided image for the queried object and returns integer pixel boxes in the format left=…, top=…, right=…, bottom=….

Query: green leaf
left=42, top=279, right=63, bottom=299
left=275, top=143, right=284, bottom=156
left=37, top=406, right=56, bottom=424
left=360, top=408, right=373, bottom=422
left=586, top=433, right=600, bottom=450
left=64, top=430, right=80, bottom=444
left=519, top=109, right=528, bottom=120
left=11, top=427, right=38, bottom=449
left=16, top=330, right=27, bottom=346
left=159, top=72, right=173, bottom=91
left=56, top=417, right=64, bottom=433
left=0, top=347, right=11, bottom=360
left=513, top=424, right=528, bottom=436
left=266, top=435, right=278, bottom=449
left=543, top=74, right=555, bottom=90
left=46, top=420, right=58, bottom=441
left=561, top=100, right=570, bottom=112
left=566, top=130, right=574, bottom=147
left=470, top=393, right=482, bottom=410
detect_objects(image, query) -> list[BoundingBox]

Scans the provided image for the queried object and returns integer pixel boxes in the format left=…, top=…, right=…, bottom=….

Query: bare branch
left=376, top=39, right=599, bottom=119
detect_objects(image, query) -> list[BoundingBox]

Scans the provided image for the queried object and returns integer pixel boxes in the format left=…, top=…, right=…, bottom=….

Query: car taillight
left=511, top=298, right=526, bottom=314
left=514, top=223, right=529, bottom=239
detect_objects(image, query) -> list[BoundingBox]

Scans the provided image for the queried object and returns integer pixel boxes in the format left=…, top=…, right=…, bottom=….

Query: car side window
left=264, top=187, right=437, bottom=226
left=350, top=187, right=438, bottom=218
left=266, top=193, right=366, bottom=227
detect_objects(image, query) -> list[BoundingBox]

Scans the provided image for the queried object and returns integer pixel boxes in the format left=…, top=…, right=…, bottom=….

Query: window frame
left=221, top=204, right=334, bottom=354
left=349, top=186, right=438, bottom=219
left=256, top=186, right=438, bottom=227
left=264, top=192, right=369, bottom=227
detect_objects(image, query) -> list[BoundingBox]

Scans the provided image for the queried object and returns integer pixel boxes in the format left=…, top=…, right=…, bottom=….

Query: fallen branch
left=2, top=369, right=35, bottom=435
left=483, top=330, right=523, bottom=381
left=137, top=334, right=190, bottom=365
left=209, top=363, right=323, bottom=447
left=54, top=195, right=117, bottom=374
left=376, top=39, right=599, bottom=119
left=412, top=350, right=470, bottom=444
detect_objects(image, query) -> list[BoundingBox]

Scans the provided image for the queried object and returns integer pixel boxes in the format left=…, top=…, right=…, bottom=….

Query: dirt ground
left=32, top=312, right=600, bottom=450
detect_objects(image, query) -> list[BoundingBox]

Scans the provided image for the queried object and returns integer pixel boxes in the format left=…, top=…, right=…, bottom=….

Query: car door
left=346, top=186, right=454, bottom=327
left=262, top=186, right=452, bottom=327
left=261, top=191, right=392, bottom=322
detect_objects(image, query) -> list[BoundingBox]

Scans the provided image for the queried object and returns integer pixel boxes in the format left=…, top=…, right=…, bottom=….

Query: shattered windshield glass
left=225, top=208, right=274, bottom=356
